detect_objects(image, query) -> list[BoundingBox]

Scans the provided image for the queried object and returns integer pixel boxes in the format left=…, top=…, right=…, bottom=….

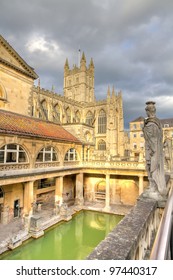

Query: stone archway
left=120, top=181, right=139, bottom=205
left=95, top=180, right=106, bottom=201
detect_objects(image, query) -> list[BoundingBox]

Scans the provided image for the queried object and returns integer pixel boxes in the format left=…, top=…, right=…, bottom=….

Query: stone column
left=139, top=175, right=144, bottom=195
left=55, top=176, right=63, bottom=206
left=104, top=173, right=111, bottom=211
left=75, top=173, right=84, bottom=206
left=23, top=181, right=34, bottom=215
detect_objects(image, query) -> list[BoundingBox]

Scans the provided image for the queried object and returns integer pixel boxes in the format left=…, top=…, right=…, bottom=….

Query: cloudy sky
left=1, top=0, right=173, bottom=128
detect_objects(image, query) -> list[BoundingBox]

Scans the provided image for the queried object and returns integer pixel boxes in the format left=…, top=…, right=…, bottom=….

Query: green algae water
left=0, top=211, right=123, bottom=260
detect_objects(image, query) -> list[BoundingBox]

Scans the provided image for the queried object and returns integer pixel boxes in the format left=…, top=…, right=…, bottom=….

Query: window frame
left=98, top=140, right=106, bottom=151
left=86, top=111, right=93, bottom=126
left=64, top=148, right=78, bottom=161
left=98, top=109, right=107, bottom=134
left=36, top=146, right=58, bottom=163
left=0, top=144, right=28, bottom=164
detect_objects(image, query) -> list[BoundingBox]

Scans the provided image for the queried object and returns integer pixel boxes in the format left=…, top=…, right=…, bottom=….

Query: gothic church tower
left=63, top=52, right=95, bottom=103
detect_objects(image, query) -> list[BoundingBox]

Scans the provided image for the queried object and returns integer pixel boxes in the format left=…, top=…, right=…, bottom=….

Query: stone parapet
left=87, top=195, right=159, bottom=260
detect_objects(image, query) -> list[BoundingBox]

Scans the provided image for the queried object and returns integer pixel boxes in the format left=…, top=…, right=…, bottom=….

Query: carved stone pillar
left=75, top=173, right=84, bottom=206
left=55, top=176, right=63, bottom=206
left=23, top=181, right=34, bottom=215
left=104, top=173, right=111, bottom=211
left=139, top=175, right=144, bottom=195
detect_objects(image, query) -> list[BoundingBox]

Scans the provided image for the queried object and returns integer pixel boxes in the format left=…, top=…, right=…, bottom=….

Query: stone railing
left=82, top=160, right=146, bottom=170
left=0, top=163, right=30, bottom=171
left=35, top=162, right=60, bottom=168
left=87, top=194, right=161, bottom=260
left=0, top=160, right=146, bottom=173
left=150, top=185, right=173, bottom=259
left=63, top=161, right=80, bottom=166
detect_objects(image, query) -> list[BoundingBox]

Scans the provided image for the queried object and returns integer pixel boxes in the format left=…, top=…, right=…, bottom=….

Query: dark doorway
left=14, top=199, right=20, bottom=218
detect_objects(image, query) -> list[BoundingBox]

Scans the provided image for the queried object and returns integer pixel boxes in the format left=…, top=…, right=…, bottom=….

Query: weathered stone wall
left=84, top=174, right=142, bottom=205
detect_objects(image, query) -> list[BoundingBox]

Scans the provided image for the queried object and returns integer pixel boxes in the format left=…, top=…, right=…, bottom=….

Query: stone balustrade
left=87, top=194, right=162, bottom=260
left=0, top=163, right=30, bottom=171
left=35, top=162, right=60, bottom=168
left=82, top=160, right=146, bottom=170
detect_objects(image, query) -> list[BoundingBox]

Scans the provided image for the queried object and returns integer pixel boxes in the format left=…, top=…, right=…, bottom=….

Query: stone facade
left=129, top=116, right=173, bottom=171
left=31, top=53, right=125, bottom=159
left=129, top=116, right=145, bottom=161
left=0, top=35, right=148, bottom=226
left=0, top=35, right=38, bottom=115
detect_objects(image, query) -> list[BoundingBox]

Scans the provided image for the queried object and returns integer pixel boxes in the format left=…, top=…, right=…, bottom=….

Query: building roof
left=0, top=35, right=38, bottom=80
left=130, top=115, right=173, bottom=127
left=0, top=109, right=81, bottom=143
left=160, top=118, right=173, bottom=128
left=130, top=116, right=144, bottom=123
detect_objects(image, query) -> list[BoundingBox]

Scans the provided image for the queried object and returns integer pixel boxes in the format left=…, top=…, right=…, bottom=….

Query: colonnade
left=23, top=173, right=144, bottom=215
left=23, top=173, right=85, bottom=216
left=104, top=173, right=144, bottom=210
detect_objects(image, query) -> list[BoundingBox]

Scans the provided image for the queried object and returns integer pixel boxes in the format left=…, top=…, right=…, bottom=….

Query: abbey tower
left=63, top=52, right=95, bottom=103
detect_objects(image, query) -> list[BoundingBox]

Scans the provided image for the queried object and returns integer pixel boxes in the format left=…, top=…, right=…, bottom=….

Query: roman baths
left=0, top=34, right=173, bottom=260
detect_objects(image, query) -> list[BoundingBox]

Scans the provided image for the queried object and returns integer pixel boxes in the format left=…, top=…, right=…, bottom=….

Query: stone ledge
left=87, top=196, right=157, bottom=260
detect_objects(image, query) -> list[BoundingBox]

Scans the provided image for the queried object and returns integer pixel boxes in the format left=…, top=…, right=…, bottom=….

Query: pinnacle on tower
left=112, top=86, right=116, bottom=100
left=89, top=58, right=94, bottom=68
left=64, top=58, right=69, bottom=69
left=80, top=52, right=86, bottom=70
left=80, top=51, right=86, bottom=63
left=107, top=86, right=111, bottom=98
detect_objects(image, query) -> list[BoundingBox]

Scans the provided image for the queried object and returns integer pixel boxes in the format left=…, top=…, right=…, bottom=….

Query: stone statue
left=143, top=101, right=167, bottom=198
left=163, top=131, right=172, bottom=171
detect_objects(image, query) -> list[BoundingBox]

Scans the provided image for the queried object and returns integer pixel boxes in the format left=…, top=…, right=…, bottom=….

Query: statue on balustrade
left=143, top=101, right=167, bottom=199
left=163, top=131, right=172, bottom=171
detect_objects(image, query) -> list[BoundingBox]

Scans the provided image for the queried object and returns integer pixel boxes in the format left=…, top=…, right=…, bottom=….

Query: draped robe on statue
left=143, top=117, right=166, bottom=195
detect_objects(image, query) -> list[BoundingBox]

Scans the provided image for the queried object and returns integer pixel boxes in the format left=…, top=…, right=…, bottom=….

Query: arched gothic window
left=98, top=140, right=106, bottom=151
left=96, top=180, right=106, bottom=193
left=86, top=111, right=93, bottom=126
left=41, top=100, right=48, bottom=119
left=98, top=109, right=106, bottom=133
left=36, top=146, right=58, bottom=162
left=66, top=107, right=71, bottom=123
left=53, top=103, right=61, bottom=122
left=64, top=148, right=78, bottom=161
left=75, top=110, right=81, bottom=123
left=85, top=131, right=92, bottom=142
left=0, top=144, right=28, bottom=163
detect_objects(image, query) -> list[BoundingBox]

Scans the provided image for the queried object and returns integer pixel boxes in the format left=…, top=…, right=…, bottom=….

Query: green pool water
left=0, top=211, right=123, bottom=260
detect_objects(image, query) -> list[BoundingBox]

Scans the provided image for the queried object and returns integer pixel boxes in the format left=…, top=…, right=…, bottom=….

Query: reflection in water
left=0, top=211, right=123, bottom=260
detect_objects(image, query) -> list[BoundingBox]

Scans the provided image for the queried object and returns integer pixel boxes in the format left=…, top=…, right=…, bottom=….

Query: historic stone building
left=129, top=115, right=173, bottom=169
left=31, top=52, right=125, bottom=160
left=0, top=34, right=147, bottom=225
left=129, top=116, right=145, bottom=161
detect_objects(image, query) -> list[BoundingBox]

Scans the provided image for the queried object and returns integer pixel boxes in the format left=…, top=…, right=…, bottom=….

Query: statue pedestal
left=141, top=188, right=167, bottom=207
left=60, top=203, right=72, bottom=221
left=8, top=236, right=22, bottom=250
left=29, top=215, right=44, bottom=238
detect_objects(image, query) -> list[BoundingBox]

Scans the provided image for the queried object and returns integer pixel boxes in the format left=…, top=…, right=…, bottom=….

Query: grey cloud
left=1, top=0, right=173, bottom=128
